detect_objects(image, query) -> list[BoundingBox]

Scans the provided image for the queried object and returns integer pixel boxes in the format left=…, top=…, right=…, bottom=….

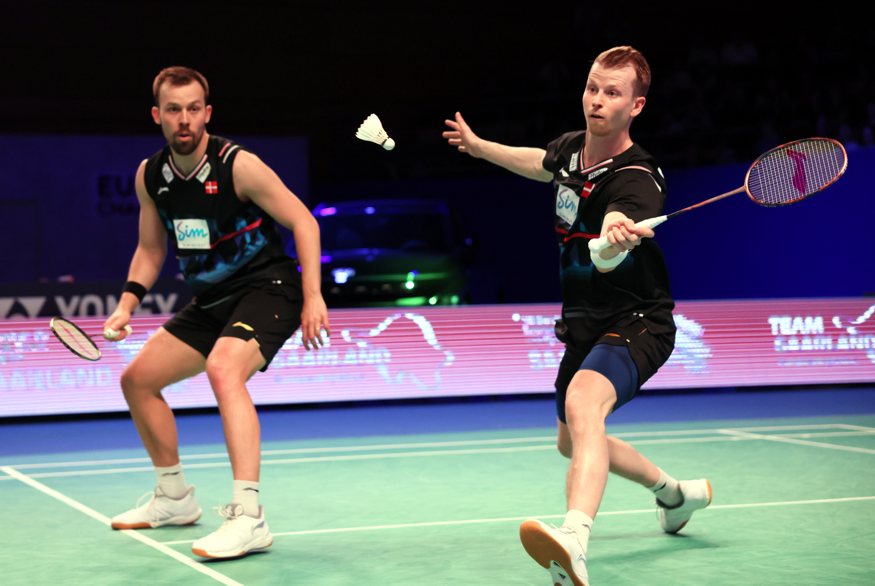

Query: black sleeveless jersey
left=143, top=135, right=295, bottom=301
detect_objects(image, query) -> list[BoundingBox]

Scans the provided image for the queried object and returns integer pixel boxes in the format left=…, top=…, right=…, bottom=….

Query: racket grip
left=587, top=215, right=668, bottom=253
left=103, top=324, right=133, bottom=340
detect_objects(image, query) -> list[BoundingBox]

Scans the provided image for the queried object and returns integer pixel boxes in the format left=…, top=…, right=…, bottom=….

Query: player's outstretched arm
left=442, top=111, right=553, bottom=182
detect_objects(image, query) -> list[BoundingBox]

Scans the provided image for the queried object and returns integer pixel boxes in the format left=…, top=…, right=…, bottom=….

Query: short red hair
left=594, top=46, right=651, bottom=97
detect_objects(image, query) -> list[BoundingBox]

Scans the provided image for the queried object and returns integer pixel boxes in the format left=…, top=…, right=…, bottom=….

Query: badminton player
left=103, top=66, right=329, bottom=559
left=443, top=46, right=711, bottom=584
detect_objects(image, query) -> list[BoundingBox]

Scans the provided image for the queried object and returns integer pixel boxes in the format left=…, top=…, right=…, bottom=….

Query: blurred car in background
left=294, top=199, right=474, bottom=308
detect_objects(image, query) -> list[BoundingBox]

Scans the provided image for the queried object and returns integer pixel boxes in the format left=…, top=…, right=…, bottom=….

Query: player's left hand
left=301, top=294, right=330, bottom=351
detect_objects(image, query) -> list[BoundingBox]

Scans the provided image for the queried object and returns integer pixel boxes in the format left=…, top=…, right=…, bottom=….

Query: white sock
left=233, top=480, right=261, bottom=517
left=649, top=468, right=682, bottom=507
left=155, top=464, right=188, bottom=499
left=563, top=509, right=593, bottom=552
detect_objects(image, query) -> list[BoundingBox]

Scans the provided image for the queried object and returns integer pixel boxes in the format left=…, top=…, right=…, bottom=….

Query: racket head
left=49, top=317, right=101, bottom=361
left=744, top=137, right=848, bottom=207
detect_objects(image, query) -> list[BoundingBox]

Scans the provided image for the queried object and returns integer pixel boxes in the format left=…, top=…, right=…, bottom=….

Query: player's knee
left=204, top=355, right=246, bottom=395
left=565, top=397, right=610, bottom=437
left=565, top=389, right=599, bottom=420
left=120, top=365, right=151, bottom=400
left=565, top=376, right=614, bottom=426
left=204, top=355, right=229, bottom=383
left=119, top=368, right=135, bottom=396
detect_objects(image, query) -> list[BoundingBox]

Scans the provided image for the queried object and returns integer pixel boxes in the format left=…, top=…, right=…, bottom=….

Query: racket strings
left=51, top=318, right=101, bottom=360
left=747, top=139, right=847, bottom=206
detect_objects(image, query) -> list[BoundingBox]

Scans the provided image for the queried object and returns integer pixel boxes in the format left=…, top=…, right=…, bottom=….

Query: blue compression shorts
left=554, top=343, right=639, bottom=423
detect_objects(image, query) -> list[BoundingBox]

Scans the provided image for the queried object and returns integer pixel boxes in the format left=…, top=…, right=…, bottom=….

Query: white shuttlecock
left=355, top=113, right=395, bottom=151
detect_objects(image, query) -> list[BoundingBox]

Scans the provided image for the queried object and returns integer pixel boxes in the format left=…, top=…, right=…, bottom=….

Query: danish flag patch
left=204, top=181, right=218, bottom=195
left=581, top=181, right=594, bottom=199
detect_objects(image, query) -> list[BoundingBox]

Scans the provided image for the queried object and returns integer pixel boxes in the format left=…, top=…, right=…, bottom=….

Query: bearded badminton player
left=102, top=66, right=329, bottom=559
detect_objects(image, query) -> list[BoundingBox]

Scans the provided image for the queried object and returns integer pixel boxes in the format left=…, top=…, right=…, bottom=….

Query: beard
left=169, top=129, right=203, bottom=156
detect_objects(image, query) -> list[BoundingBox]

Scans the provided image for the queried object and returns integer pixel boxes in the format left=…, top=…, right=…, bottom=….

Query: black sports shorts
left=163, top=278, right=303, bottom=371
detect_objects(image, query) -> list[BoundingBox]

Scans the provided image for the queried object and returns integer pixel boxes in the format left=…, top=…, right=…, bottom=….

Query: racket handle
left=104, top=324, right=133, bottom=340
left=588, top=215, right=668, bottom=253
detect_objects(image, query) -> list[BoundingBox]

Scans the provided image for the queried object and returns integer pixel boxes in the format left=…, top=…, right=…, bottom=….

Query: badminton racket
left=49, top=317, right=132, bottom=361
left=589, top=137, right=848, bottom=253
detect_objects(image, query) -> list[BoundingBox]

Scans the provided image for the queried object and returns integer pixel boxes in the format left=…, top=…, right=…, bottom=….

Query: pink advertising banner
left=1, top=298, right=873, bottom=416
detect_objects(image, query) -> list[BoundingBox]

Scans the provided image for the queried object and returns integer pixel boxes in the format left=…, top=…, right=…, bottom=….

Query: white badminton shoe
left=519, top=519, right=589, bottom=586
left=191, top=504, right=273, bottom=559
left=110, top=485, right=202, bottom=530
left=657, top=478, right=712, bottom=534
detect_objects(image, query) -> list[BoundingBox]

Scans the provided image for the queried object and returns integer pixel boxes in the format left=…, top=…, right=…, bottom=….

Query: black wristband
left=122, top=281, right=148, bottom=302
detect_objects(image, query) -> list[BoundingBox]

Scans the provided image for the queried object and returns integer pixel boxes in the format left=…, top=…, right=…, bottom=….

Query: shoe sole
left=111, top=510, right=202, bottom=530
left=192, top=537, right=273, bottom=559
left=519, top=521, right=587, bottom=586
left=666, top=479, right=713, bottom=534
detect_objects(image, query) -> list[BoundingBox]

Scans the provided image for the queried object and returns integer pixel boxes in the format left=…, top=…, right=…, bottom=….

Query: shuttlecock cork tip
left=383, top=138, right=395, bottom=151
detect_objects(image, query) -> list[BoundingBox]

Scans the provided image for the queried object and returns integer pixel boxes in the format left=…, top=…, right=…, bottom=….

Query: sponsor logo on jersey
left=588, top=167, right=609, bottom=180
left=555, top=184, right=580, bottom=226
left=173, top=219, right=211, bottom=250
left=196, top=162, right=212, bottom=183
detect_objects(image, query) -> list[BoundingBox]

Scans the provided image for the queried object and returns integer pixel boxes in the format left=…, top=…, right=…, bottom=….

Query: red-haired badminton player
left=102, top=66, right=329, bottom=559
left=444, top=46, right=710, bottom=585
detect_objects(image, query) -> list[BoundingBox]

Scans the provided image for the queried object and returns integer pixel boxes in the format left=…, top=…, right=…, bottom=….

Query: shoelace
left=134, top=491, right=155, bottom=509
left=549, top=523, right=587, bottom=563
left=130, top=486, right=192, bottom=524
left=132, top=489, right=165, bottom=523
left=545, top=522, right=576, bottom=537
left=211, top=503, right=246, bottom=534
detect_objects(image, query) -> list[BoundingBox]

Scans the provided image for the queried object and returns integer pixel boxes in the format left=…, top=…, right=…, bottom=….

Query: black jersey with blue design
left=143, top=135, right=296, bottom=301
left=543, top=131, right=676, bottom=351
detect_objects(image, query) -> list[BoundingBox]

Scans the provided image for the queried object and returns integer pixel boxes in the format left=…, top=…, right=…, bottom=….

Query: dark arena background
left=1, top=3, right=873, bottom=585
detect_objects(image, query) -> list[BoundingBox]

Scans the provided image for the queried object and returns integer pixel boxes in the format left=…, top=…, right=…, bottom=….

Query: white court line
left=158, top=495, right=875, bottom=545
left=4, top=436, right=559, bottom=470
left=722, top=423, right=855, bottom=432
left=4, top=446, right=557, bottom=479
left=0, top=436, right=759, bottom=481
left=780, top=431, right=875, bottom=439
left=0, top=466, right=242, bottom=586
left=3, top=423, right=861, bottom=471
left=0, top=433, right=716, bottom=470
left=718, top=429, right=875, bottom=455
left=835, top=423, right=875, bottom=433
left=6, top=429, right=875, bottom=481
